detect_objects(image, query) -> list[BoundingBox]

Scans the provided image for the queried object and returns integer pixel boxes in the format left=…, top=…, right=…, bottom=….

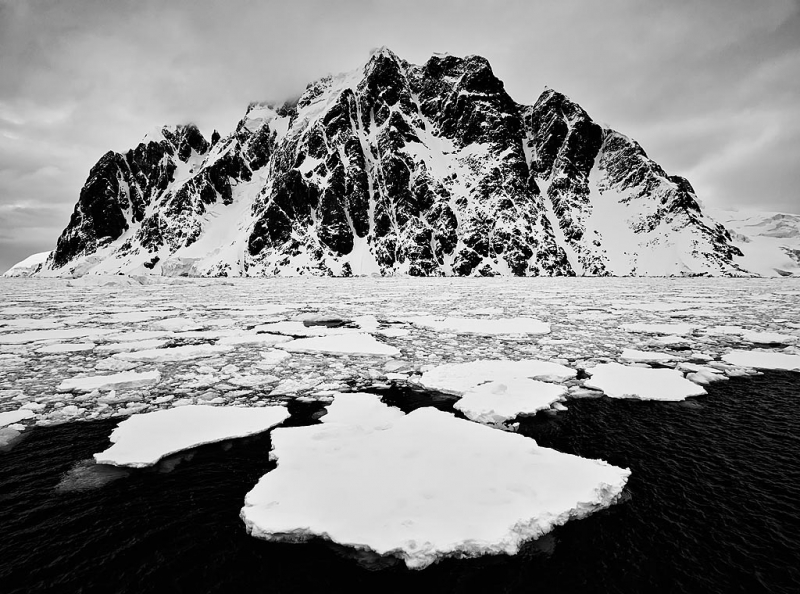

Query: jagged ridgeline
left=44, top=48, right=743, bottom=277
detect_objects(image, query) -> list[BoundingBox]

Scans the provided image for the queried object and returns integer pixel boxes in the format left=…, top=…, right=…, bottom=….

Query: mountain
left=34, top=48, right=749, bottom=278
left=2, top=251, right=51, bottom=277
left=708, top=210, right=800, bottom=277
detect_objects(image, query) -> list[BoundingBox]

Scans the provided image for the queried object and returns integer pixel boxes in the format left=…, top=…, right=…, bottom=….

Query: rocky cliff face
left=41, top=48, right=745, bottom=277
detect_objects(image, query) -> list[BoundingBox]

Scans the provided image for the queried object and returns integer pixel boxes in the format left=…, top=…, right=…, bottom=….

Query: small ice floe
left=94, top=339, right=169, bottom=354
left=650, top=335, right=691, bottom=348
left=103, top=330, right=174, bottom=342
left=241, top=393, right=629, bottom=570
left=420, top=359, right=576, bottom=395
left=95, top=358, right=140, bottom=372
left=584, top=363, right=706, bottom=401
left=454, top=379, right=569, bottom=427
left=0, top=408, right=35, bottom=427
left=739, top=331, right=798, bottom=346
left=253, top=320, right=360, bottom=337
left=619, top=349, right=676, bottom=363
left=114, top=344, right=232, bottom=362
left=217, top=333, right=291, bottom=346
left=94, top=404, right=290, bottom=468
left=0, top=318, right=64, bottom=330
left=107, top=311, right=168, bottom=323
left=150, top=317, right=202, bottom=332
left=721, top=350, right=800, bottom=371
left=621, top=323, right=696, bottom=336
left=35, top=342, right=95, bottom=354
left=259, top=349, right=292, bottom=366
left=0, top=328, right=116, bottom=344
left=57, top=370, right=161, bottom=393
left=280, top=333, right=400, bottom=357
left=405, top=316, right=550, bottom=335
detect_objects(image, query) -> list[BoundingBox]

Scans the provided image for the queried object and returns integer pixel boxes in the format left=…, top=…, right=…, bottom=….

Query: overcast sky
left=1, top=0, right=799, bottom=272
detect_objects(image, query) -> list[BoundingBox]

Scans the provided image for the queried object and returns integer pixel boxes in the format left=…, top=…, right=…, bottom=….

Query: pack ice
left=241, top=393, right=629, bottom=569
left=94, top=405, right=290, bottom=467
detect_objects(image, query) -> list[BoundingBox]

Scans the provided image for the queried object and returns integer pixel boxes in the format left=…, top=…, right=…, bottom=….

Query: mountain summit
left=40, top=49, right=745, bottom=277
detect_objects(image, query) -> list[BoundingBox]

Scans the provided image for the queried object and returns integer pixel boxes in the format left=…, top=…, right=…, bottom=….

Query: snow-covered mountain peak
left=32, top=50, right=765, bottom=278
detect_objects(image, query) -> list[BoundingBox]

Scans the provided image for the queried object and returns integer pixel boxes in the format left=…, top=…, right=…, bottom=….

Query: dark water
left=1, top=373, right=799, bottom=594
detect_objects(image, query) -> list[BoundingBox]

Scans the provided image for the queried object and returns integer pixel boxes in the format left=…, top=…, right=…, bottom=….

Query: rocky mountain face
left=40, top=48, right=746, bottom=277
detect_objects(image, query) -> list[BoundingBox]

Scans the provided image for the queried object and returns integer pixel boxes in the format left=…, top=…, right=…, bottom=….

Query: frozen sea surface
left=0, top=372, right=798, bottom=593
left=1, top=277, right=799, bottom=580
left=2, top=277, right=797, bottom=432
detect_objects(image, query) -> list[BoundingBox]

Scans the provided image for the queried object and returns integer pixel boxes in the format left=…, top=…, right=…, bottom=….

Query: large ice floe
left=584, top=363, right=707, bottom=401
left=94, top=405, right=290, bottom=467
left=241, top=393, right=630, bottom=569
left=722, top=350, right=800, bottom=371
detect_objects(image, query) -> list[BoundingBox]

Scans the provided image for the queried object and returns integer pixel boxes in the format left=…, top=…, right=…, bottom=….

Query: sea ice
left=217, top=333, right=292, bottom=346
left=619, top=349, right=676, bottom=362
left=0, top=328, right=116, bottom=344
left=150, top=317, right=202, bottom=332
left=0, top=408, right=35, bottom=427
left=739, top=331, right=798, bottom=345
left=280, top=333, right=400, bottom=356
left=406, top=316, right=551, bottom=335
left=57, top=370, right=161, bottom=393
left=420, top=359, right=576, bottom=395
left=453, top=379, right=569, bottom=426
left=94, top=404, right=290, bottom=467
left=621, top=322, right=696, bottom=335
left=241, top=393, right=629, bottom=569
left=94, top=339, right=169, bottom=353
left=721, top=350, right=800, bottom=371
left=114, top=344, right=232, bottom=362
left=36, top=342, right=96, bottom=354
left=584, top=363, right=707, bottom=401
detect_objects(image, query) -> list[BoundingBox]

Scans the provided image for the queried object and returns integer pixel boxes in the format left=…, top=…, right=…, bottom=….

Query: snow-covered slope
left=3, top=251, right=51, bottom=277
left=708, top=210, right=800, bottom=277
left=36, top=48, right=750, bottom=277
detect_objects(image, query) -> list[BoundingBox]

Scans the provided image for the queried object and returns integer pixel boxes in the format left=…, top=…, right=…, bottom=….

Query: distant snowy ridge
left=17, top=48, right=789, bottom=277
left=3, top=251, right=51, bottom=277
left=708, top=209, right=800, bottom=277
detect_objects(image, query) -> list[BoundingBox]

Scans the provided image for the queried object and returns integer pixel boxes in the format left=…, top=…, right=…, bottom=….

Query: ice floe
left=621, top=322, right=696, bottom=335
left=0, top=328, right=116, bottom=344
left=420, top=359, right=577, bottom=395
left=280, top=333, right=400, bottom=356
left=114, top=344, right=233, bottom=362
left=619, top=349, right=676, bottom=362
left=94, top=404, right=290, bottom=467
left=57, top=370, right=162, bottom=393
left=454, top=379, right=569, bottom=426
left=405, top=316, right=551, bottom=335
left=584, top=363, right=707, bottom=401
left=0, top=408, right=35, bottom=427
left=721, top=350, right=800, bottom=371
left=241, top=393, right=629, bottom=569
left=36, top=342, right=96, bottom=354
